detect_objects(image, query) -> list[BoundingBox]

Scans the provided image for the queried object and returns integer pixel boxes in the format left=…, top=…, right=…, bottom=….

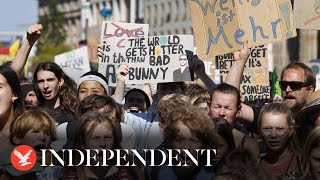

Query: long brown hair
left=33, top=62, right=79, bottom=115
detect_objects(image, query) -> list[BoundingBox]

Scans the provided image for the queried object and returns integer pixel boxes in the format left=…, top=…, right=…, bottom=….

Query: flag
left=9, top=40, right=20, bottom=56
left=0, top=40, right=20, bottom=56
left=272, top=67, right=282, bottom=101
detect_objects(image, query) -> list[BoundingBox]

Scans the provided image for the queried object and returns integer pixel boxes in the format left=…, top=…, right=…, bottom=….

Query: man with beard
left=280, top=62, right=315, bottom=118
left=280, top=62, right=316, bottom=145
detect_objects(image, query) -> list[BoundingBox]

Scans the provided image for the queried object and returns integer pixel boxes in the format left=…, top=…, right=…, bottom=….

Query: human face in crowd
left=85, top=122, right=114, bottom=163
left=14, top=130, right=51, bottom=160
left=125, top=91, right=147, bottom=113
left=37, top=70, right=64, bottom=101
left=0, top=74, right=17, bottom=120
left=310, top=146, right=320, bottom=180
left=281, top=68, right=313, bottom=112
left=260, top=112, right=292, bottom=152
left=179, top=54, right=188, bottom=67
left=25, top=91, right=38, bottom=106
left=212, top=134, right=230, bottom=163
left=78, top=81, right=105, bottom=102
left=209, top=92, right=240, bottom=127
left=171, top=122, right=202, bottom=172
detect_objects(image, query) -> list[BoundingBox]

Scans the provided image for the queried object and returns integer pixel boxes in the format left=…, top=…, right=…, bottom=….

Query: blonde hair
left=258, top=102, right=301, bottom=155
left=10, top=109, right=56, bottom=143
left=301, top=126, right=320, bottom=178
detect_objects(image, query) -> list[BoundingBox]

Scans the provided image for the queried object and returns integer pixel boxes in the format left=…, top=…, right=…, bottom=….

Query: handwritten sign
left=98, top=21, right=149, bottom=86
left=294, top=0, right=320, bottom=29
left=127, top=35, right=194, bottom=84
left=99, top=35, right=194, bottom=84
left=217, top=45, right=270, bottom=102
left=189, top=0, right=296, bottom=60
left=54, top=46, right=91, bottom=81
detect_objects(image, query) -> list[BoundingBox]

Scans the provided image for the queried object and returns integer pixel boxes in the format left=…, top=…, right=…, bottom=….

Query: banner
left=217, top=45, right=270, bottom=102
left=189, top=0, right=296, bottom=60
left=294, top=0, right=320, bottom=29
left=98, top=21, right=149, bottom=86
left=54, top=46, right=91, bottom=82
left=99, top=34, right=194, bottom=84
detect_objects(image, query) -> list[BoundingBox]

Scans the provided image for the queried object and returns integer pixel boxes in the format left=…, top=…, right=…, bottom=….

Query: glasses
left=279, top=81, right=307, bottom=91
left=179, top=58, right=188, bottom=61
left=260, top=127, right=289, bottom=137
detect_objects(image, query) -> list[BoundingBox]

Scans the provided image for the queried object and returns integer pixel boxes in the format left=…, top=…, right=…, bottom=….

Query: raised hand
left=26, top=24, right=43, bottom=45
left=234, top=41, right=250, bottom=62
left=117, top=63, right=129, bottom=83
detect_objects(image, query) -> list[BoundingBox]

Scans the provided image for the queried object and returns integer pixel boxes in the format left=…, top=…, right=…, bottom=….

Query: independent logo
left=10, top=145, right=36, bottom=171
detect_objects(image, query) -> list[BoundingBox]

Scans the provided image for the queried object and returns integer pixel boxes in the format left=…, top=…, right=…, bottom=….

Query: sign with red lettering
left=98, top=21, right=149, bottom=86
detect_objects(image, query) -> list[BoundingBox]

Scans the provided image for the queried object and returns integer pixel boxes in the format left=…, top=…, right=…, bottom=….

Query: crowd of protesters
left=0, top=24, right=320, bottom=180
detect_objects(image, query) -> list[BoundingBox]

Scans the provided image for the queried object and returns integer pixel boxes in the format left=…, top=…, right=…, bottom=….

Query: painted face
left=179, top=55, right=188, bottom=67
left=17, top=130, right=51, bottom=161
left=209, top=92, right=239, bottom=127
left=78, top=81, right=106, bottom=102
left=125, top=91, right=147, bottom=113
left=25, top=91, right=38, bottom=106
left=260, top=112, right=292, bottom=152
left=0, top=74, right=17, bottom=120
left=281, top=68, right=312, bottom=112
left=170, top=122, right=202, bottom=173
left=212, top=135, right=229, bottom=163
left=85, top=123, right=114, bottom=163
left=310, top=146, right=320, bottom=180
left=37, top=70, right=63, bottom=101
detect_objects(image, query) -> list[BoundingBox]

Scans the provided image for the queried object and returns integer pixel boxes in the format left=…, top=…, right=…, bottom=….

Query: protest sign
left=308, top=59, right=320, bottom=90
left=189, top=0, right=296, bottom=60
left=54, top=46, right=91, bottom=81
left=98, top=21, right=149, bottom=86
left=217, top=45, right=270, bottom=102
left=294, top=0, right=320, bottom=29
left=99, top=34, right=194, bottom=84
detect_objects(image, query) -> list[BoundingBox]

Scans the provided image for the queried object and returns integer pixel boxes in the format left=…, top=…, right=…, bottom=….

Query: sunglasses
left=279, top=81, right=307, bottom=91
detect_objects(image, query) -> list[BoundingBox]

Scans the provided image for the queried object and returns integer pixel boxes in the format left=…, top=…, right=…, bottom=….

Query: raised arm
left=191, top=56, right=217, bottom=92
left=11, top=24, right=43, bottom=75
left=225, top=42, right=254, bottom=124
left=225, top=41, right=250, bottom=89
left=113, top=64, right=128, bottom=103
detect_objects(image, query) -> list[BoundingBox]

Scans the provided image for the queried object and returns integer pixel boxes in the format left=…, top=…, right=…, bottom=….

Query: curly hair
left=157, top=94, right=190, bottom=124
left=163, top=105, right=216, bottom=149
left=33, top=62, right=79, bottom=115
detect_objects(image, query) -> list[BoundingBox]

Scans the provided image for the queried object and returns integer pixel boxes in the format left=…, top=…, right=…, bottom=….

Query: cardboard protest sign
left=98, top=21, right=149, bottom=86
left=99, top=34, right=194, bottom=84
left=189, top=0, right=296, bottom=60
left=217, top=45, right=270, bottom=102
left=308, top=59, right=320, bottom=90
left=54, top=46, right=91, bottom=82
left=294, top=0, right=320, bottom=29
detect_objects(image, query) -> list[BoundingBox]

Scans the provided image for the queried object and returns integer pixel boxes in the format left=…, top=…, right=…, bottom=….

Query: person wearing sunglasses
left=280, top=62, right=315, bottom=118
left=173, top=54, right=191, bottom=82
left=258, top=102, right=302, bottom=179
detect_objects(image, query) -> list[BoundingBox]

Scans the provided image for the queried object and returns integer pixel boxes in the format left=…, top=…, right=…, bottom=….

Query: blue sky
left=0, top=0, right=38, bottom=32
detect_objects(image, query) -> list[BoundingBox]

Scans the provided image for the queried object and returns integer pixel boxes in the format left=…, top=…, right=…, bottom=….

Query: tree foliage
left=33, top=0, right=72, bottom=66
